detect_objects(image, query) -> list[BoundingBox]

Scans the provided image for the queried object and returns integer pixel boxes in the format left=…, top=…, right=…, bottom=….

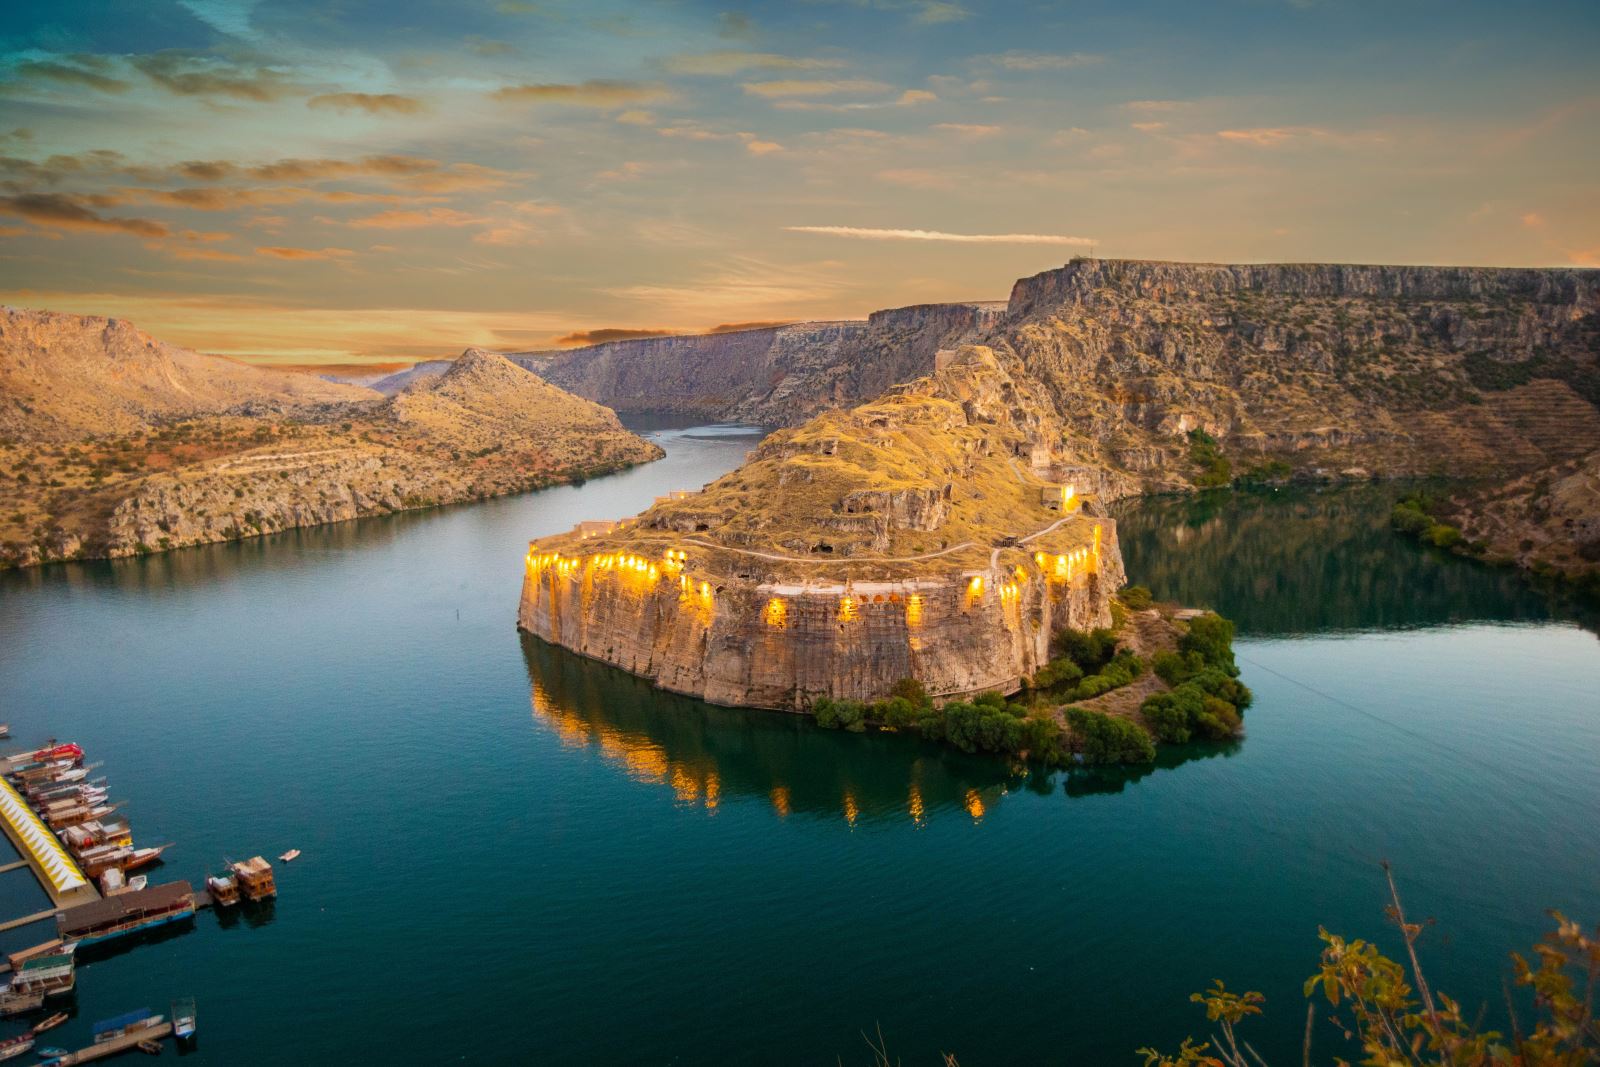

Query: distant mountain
left=370, top=359, right=454, bottom=396
left=0, top=307, right=373, bottom=441
left=0, top=314, right=661, bottom=568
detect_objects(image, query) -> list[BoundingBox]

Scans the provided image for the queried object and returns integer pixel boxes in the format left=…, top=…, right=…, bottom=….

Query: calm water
left=0, top=435, right=1596, bottom=1065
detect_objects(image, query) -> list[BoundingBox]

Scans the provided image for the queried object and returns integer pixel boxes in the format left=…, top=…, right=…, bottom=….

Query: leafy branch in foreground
left=1139, top=863, right=1599, bottom=1067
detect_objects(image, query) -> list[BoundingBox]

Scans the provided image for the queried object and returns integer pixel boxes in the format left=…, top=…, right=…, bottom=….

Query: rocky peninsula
left=0, top=309, right=661, bottom=567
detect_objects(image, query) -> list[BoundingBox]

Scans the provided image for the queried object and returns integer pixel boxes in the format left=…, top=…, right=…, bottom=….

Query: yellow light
left=964, top=789, right=985, bottom=820
left=1034, top=551, right=1046, bottom=566
left=968, top=576, right=984, bottom=596
left=838, top=596, right=857, bottom=622
left=906, top=594, right=923, bottom=627
left=764, top=597, right=787, bottom=628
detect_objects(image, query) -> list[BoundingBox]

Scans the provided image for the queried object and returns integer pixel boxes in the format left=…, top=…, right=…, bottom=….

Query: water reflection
left=522, top=634, right=1235, bottom=817
left=1112, top=484, right=1580, bottom=635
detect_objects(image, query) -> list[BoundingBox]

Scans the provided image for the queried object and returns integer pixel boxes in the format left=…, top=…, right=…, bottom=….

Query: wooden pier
left=0, top=907, right=57, bottom=934
left=52, top=1022, right=172, bottom=1064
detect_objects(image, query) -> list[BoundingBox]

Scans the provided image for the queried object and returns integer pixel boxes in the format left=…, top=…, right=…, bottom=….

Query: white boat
left=128, top=875, right=147, bottom=891
left=278, top=849, right=301, bottom=863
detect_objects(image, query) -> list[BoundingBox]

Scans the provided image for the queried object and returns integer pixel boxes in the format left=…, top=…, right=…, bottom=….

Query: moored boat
left=170, top=997, right=195, bottom=1041
left=0, top=1033, right=32, bottom=1061
left=31, top=1012, right=68, bottom=1034
left=57, top=881, right=196, bottom=947
left=230, top=857, right=276, bottom=901
left=92, top=1009, right=164, bottom=1044
left=34, top=1048, right=67, bottom=1059
left=279, top=849, right=301, bottom=863
left=205, top=872, right=239, bottom=907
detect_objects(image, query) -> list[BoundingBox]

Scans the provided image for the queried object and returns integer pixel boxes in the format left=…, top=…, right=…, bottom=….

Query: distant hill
left=0, top=307, right=372, bottom=441
left=0, top=312, right=661, bottom=568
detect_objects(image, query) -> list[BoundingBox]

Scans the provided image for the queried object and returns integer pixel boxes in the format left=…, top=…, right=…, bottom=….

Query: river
left=0, top=424, right=1595, bottom=1064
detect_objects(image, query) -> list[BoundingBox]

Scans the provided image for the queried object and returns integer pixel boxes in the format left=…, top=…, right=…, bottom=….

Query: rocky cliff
left=521, top=302, right=1004, bottom=426
left=519, top=344, right=1125, bottom=709
left=1448, top=450, right=1600, bottom=589
left=505, top=259, right=1599, bottom=491
left=0, top=315, right=662, bottom=568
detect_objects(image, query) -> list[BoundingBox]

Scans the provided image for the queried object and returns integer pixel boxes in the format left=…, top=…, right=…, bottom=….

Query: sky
left=1, top=0, right=1597, bottom=367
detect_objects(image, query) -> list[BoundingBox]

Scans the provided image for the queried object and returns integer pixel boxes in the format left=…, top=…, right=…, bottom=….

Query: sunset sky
left=2, top=0, right=1597, bottom=366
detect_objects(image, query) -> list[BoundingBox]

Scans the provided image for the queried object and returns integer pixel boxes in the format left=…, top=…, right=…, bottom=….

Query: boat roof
left=233, top=856, right=272, bottom=875
left=93, top=1008, right=156, bottom=1033
left=16, top=957, right=72, bottom=980
left=58, top=880, right=193, bottom=931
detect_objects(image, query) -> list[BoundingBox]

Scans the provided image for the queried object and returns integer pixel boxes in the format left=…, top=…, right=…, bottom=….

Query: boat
left=0, top=725, right=9, bottom=739
left=35, top=1049, right=67, bottom=1059
left=0, top=988, right=44, bottom=1017
left=205, top=872, right=239, bottom=907
left=92, top=1009, right=163, bottom=1044
left=128, top=875, right=147, bottom=892
left=0, top=1034, right=32, bottom=1061
left=57, top=881, right=196, bottom=947
left=9, top=953, right=76, bottom=999
left=230, top=857, right=276, bottom=901
left=31, top=1013, right=68, bottom=1034
left=279, top=849, right=301, bottom=863
left=169, top=997, right=195, bottom=1041
left=45, top=801, right=119, bottom=831
left=122, top=846, right=169, bottom=872
left=137, top=1040, right=161, bottom=1055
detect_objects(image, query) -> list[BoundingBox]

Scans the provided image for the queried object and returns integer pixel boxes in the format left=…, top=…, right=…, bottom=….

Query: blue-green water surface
left=0, top=431, right=1596, bottom=1065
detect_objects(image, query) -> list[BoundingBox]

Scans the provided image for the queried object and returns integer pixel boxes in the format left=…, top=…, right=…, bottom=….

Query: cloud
left=742, top=78, right=892, bottom=99
left=897, top=89, right=936, bottom=105
left=1216, top=126, right=1331, bottom=146
left=556, top=327, right=676, bottom=345
left=254, top=245, right=356, bottom=260
left=663, top=51, right=845, bottom=76
left=307, top=92, right=427, bottom=116
left=490, top=80, right=671, bottom=108
left=594, top=161, right=653, bottom=182
left=874, top=168, right=958, bottom=189
left=10, top=56, right=131, bottom=94
left=785, top=225, right=1094, bottom=246
left=131, top=52, right=296, bottom=101
left=1125, top=99, right=1189, bottom=112
left=709, top=320, right=793, bottom=333
left=745, top=139, right=784, bottom=155
left=0, top=193, right=169, bottom=237
left=1521, top=212, right=1545, bottom=229
left=976, top=51, right=1105, bottom=71
left=933, top=123, right=1001, bottom=137
left=615, top=109, right=656, bottom=125
left=405, top=163, right=526, bottom=193
left=246, top=154, right=439, bottom=181
left=909, top=1, right=970, bottom=23
left=343, top=207, right=485, bottom=229
left=1132, top=121, right=1167, bottom=133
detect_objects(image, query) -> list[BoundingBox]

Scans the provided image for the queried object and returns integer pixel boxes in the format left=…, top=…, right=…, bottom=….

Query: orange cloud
left=130, top=53, right=297, bottom=101
left=742, top=78, right=891, bottom=98
left=343, top=207, right=485, bottom=229
left=490, top=81, right=671, bottom=108
left=306, top=92, right=427, bottom=116
left=255, top=245, right=357, bottom=260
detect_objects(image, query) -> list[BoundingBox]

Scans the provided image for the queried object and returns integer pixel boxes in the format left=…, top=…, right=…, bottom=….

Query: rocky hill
left=0, top=307, right=370, bottom=441
left=520, top=344, right=1124, bottom=708
left=0, top=312, right=661, bottom=568
left=1449, top=450, right=1600, bottom=588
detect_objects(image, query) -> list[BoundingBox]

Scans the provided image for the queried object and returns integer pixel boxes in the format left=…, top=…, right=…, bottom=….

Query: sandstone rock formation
left=519, top=344, right=1125, bottom=709
left=0, top=312, right=662, bottom=568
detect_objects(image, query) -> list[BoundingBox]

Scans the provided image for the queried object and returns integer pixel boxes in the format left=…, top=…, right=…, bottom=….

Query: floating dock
left=51, top=1021, right=173, bottom=1064
left=0, top=776, right=96, bottom=909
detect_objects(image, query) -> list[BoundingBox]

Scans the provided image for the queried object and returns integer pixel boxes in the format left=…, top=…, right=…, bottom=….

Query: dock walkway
left=53, top=1022, right=173, bottom=1064
left=0, top=776, right=97, bottom=909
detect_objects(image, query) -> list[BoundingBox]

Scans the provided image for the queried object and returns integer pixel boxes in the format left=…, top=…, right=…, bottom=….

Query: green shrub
left=1053, top=627, right=1118, bottom=673
left=1067, top=649, right=1145, bottom=701
left=1029, top=656, right=1084, bottom=691
left=1140, top=694, right=1192, bottom=743
left=1065, top=707, right=1156, bottom=764
left=1153, top=649, right=1205, bottom=686
left=1180, top=613, right=1238, bottom=677
left=813, top=697, right=867, bottom=732
left=1425, top=523, right=1463, bottom=549
left=1119, top=585, right=1154, bottom=611
left=973, top=690, right=1007, bottom=710
left=889, top=677, right=930, bottom=708
left=1193, top=695, right=1243, bottom=740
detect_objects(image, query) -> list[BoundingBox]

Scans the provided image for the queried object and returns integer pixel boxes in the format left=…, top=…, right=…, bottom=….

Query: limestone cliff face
left=1447, top=450, right=1600, bottom=583
left=987, top=260, right=1600, bottom=490
left=519, top=345, right=1125, bottom=709
left=522, top=302, right=1003, bottom=427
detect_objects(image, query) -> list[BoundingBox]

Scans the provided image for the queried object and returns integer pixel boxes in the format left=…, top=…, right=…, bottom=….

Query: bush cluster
left=1142, top=612, right=1252, bottom=743
left=1188, top=429, right=1233, bottom=488
left=1063, top=707, right=1156, bottom=764
left=1391, top=492, right=1465, bottom=550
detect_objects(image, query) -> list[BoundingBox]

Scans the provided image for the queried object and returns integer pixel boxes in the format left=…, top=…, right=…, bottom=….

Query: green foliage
left=1028, top=656, right=1084, bottom=692
left=1238, top=459, right=1293, bottom=484
left=812, top=697, right=867, bottom=733
left=1180, top=613, right=1238, bottom=677
left=1066, top=649, right=1145, bottom=701
left=1052, top=627, right=1119, bottom=673
left=1064, top=707, right=1156, bottom=764
left=888, top=677, right=928, bottom=707
left=1118, top=585, right=1154, bottom=611
left=1188, top=428, right=1233, bottom=488
left=1153, top=649, right=1205, bottom=686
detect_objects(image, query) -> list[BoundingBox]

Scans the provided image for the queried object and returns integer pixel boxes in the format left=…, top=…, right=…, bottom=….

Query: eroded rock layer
left=519, top=345, right=1126, bottom=709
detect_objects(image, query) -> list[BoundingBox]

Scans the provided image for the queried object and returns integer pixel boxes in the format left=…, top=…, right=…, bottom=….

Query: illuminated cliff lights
left=837, top=595, right=858, bottom=623
left=764, top=596, right=788, bottom=629
left=999, top=580, right=1021, bottom=602
left=964, top=788, right=986, bottom=821
left=905, top=594, right=924, bottom=628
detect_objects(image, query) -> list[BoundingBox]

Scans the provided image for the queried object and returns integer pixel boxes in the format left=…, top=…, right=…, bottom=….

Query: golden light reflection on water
left=770, top=785, right=791, bottom=818
left=964, top=789, right=986, bottom=821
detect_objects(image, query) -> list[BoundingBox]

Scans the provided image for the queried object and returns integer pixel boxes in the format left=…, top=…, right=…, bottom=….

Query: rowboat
left=279, top=849, right=301, bottom=863
left=31, top=1012, right=69, bottom=1033
left=0, top=1034, right=32, bottom=1061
